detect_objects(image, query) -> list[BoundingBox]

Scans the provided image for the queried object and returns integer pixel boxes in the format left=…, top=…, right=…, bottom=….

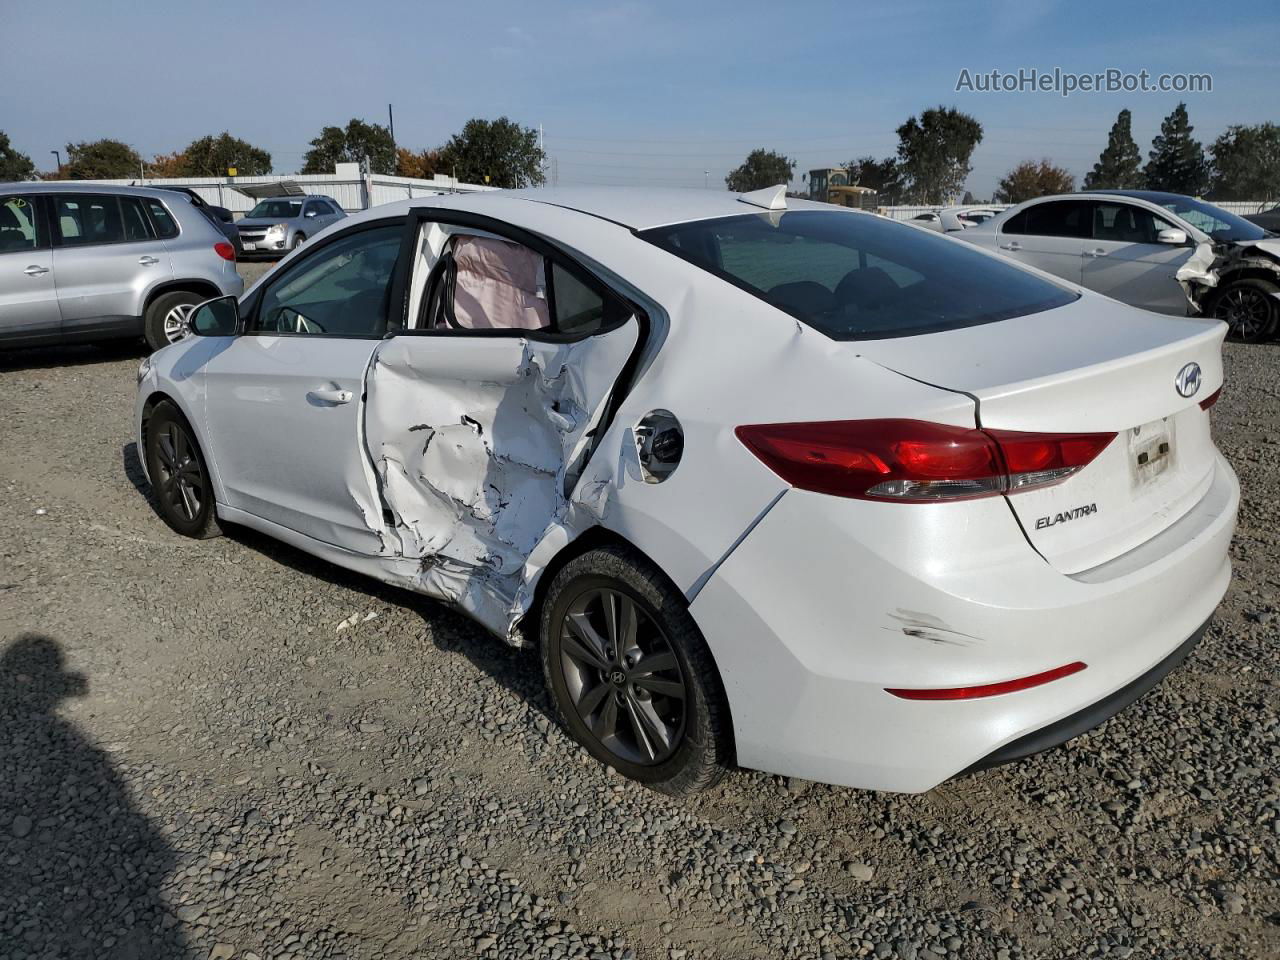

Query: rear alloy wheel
left=144, top=402, right=222, bottom=539
left=1213, top=278, right=1279, bottom=343
left=541, top=545, right=731, bottom=795
left=144, top=290, right=204, bottom=351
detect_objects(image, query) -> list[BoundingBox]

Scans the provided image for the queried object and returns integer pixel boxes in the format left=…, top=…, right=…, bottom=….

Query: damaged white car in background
left=960, top=189, right=1280, bottom=341
left=136, top=186, right=1238, bottom=795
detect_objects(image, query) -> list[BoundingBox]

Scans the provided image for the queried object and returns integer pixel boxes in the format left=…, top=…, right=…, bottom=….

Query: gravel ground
left=1, top=292, right=1277, bottom=958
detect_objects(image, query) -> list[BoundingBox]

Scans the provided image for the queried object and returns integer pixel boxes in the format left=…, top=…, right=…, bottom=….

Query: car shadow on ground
left=122, top=442, right=154, bottom=506
left=220, top=523, right=557, bottom=725
left=0, top=634, right=191, bottom=958
left=0, top=340, right=147, bottom=372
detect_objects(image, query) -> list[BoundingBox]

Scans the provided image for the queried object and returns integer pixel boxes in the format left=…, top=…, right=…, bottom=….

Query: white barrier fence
left=63, top=171, right=496, bottom=215
left=880, top=199, right=1271, bottom=221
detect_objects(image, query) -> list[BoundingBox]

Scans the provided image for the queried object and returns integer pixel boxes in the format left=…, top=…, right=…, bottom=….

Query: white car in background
left=960, top=190, right=1280, bottom=340
left=136, top=186, right=1237, bottom=795
left=905, top=206, right=1001, bottom=232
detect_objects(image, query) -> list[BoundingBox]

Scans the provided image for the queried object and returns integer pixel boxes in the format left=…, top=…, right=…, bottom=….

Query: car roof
left=0, top=181, right=194, bottom=200
left=497, top=186, right=839, bottom=230
left=1088, top=189, right=1194, bottom=203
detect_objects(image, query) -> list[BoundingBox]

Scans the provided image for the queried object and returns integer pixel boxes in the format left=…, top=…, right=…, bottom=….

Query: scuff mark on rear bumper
left=886, top=610, right=983, bottom=647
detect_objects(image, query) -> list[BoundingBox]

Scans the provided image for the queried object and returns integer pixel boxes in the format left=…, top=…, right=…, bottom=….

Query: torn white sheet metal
left=1174, top=240, right=1219, bottom=311
left=361, top=324, right=639, bottom=640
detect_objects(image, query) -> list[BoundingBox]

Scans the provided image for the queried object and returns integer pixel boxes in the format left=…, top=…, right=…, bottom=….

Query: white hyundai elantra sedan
left=135, top=186, right=1238, bottom=795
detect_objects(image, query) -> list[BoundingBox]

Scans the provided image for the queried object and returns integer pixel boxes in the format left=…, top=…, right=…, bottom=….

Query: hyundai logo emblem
left=1175, top=362, right=1202, bottom=398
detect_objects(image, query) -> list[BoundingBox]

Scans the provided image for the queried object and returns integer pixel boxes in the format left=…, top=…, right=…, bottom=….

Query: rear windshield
left=248, top=199, right=304, bottom=219
left=638, top=210, right=1078, bottom=340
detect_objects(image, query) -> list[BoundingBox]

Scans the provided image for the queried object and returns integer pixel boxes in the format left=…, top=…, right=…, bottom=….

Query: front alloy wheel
left=1214, top=279, right=1279, bottom=342
left=143, top=402, right=222, bottom=539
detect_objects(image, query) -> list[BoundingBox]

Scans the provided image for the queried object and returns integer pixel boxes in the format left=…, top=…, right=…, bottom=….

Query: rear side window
left=551, top=262, right=618, bottom=334
left=0, top=196, right=41, bottom=252
left=1005, top=200, right=1091, bottom=239
left=146, top=199, right=180, bottom=239
left=56, top=195, right=122, bottom=246
left=54, top=194, right=155, bottom=246
left=639, top=210, right=1078, bottom=340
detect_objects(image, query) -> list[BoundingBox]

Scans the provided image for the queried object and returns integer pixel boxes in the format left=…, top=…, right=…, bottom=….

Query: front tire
left=1212, top=278, right=1279, bottom=342
left=144, top=402, right=222, bottom=539
left=291, top=233, right=306, bottom=251
left=540, top=545, right=732, bottom=795
left=144, top=290, right=204, bottom=351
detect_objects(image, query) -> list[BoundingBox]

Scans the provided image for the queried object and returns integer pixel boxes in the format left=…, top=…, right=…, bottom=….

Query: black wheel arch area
left=144, top=280, right=223, bottom=315
left=517, top=526, right=737, bottom=754
left=1212, top=266, right=1280, bottom=299
left=139, top=391, right=189, bottom=469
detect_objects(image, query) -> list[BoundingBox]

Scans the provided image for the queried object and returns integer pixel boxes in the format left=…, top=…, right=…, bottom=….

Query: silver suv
left=0, top=183, right=244, bottom=351
left=236, top=195, right=345, bottom=256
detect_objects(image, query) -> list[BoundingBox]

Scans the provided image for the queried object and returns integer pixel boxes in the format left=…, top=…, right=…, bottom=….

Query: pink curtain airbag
left=451, top=236, right=550, bottom=330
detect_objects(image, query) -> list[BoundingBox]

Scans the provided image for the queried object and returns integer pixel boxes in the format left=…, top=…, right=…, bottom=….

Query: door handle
left=999, top=241, right=1021, bottom=251
left=308, top=387, right=353, bottom=405
left=23, top=264, right=49, bottom=276
left=1083, top=248, right=1108, bottom=258
left=138, top=255, right=160, bottom=266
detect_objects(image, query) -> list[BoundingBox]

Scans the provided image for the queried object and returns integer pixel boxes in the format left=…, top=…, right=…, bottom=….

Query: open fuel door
left=361, top=223, right=642, bottom=638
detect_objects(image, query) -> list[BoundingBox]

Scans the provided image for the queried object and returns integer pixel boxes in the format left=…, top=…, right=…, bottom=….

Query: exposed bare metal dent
left=887, top=610, right=983, bottom=647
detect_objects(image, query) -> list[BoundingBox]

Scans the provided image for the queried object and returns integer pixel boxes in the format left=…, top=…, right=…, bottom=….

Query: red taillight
left=1198, top=386, right=1221, bottom=411
left=213, top=241, right=236, bottom=262
left=735, top=419, right=1115, bottom=502
left=885, top=661, right=1087, bottom=700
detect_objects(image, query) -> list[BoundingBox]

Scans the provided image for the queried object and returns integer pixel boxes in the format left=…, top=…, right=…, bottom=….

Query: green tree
left=844, top=155, right=905, bottom=203
left=994, top=159, right=1075, bottom=203
left=178, top=132, right=272, bottom=176
left=302, top=119, right=395, bottom=175
left=1083, top=109, right=1143, bottom=190
left=1209, top=123, right=1280, bottom=201
left=438, top=118, right=546, bottom=188
left=725, top=148, right=794, bottom=192
left=895, top=106, right=983, bottom=204
left=1144, top=102, right=1210, bottom=195
left=0, top=131, right=36, bottom=181
left=65, top=139, right=142, bottom=179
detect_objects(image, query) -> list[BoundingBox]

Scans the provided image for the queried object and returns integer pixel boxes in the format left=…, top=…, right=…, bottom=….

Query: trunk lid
left=855, top=294, right=1226, bottom=573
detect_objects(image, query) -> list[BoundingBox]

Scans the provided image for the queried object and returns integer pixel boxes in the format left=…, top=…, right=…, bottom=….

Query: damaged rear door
left=362, top=217, right=643, bottom=636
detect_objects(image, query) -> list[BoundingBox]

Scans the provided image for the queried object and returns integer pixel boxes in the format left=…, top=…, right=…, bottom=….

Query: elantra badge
left=1175, top=362, right=1202, bottom=398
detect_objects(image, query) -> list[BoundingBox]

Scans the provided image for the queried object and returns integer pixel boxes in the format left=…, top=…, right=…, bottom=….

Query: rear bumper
left=961, top=615, right=1209, bottom=775
left=689, top=453, right=1238, bottom=792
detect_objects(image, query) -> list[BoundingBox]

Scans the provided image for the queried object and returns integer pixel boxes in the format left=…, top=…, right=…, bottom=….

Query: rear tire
left=144, top=290, right=204, bottom=351
left=144, top=401, right=222, bottom=539
left=539, top=545, right=732, bottom=795
left=1212, top=278, right=1279, bottom=343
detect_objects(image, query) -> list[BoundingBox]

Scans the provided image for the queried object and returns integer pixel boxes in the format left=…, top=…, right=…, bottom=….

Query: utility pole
left=50, top=149, right=61, bottom=172
left=388, top=103, right=395, bottom=155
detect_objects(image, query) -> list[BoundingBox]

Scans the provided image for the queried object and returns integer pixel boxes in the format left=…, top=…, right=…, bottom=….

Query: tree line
left=0, top=117, right=548, bottom=189
left=723, top=103, right=1279, bottom=206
